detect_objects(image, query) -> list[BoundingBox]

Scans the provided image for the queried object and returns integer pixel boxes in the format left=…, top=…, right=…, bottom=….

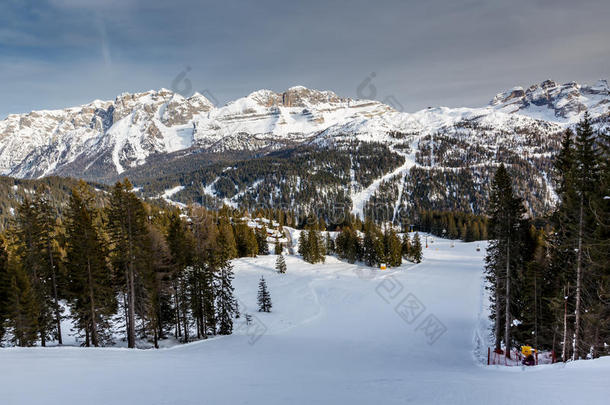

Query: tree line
left=485, top=115, right=609, bottom=360
left=323, top=218, right=423, bottom=267
left=417, top=210, right=488, bottom=242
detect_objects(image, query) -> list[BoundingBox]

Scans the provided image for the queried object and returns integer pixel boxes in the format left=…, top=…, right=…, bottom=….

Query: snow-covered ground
left=1, top=238, right=608, bottom=404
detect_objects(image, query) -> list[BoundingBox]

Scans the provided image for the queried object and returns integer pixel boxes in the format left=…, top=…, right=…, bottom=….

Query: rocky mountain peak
left=245, top=86, right=346, bottom=108
left=490, top=79, right=609, bottom=119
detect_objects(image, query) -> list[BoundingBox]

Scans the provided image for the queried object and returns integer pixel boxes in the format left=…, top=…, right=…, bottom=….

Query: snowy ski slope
left=0, top=238, right=608, bottom=404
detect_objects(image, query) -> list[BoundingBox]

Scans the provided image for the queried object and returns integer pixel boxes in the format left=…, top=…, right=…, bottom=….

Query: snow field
left=0, top=238, right=608, bottom=404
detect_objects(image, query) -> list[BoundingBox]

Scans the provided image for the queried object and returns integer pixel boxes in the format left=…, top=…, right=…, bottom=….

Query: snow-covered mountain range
left=1, top=79, right=607, bottom=180
left=0, top=79, right=608, bottom=220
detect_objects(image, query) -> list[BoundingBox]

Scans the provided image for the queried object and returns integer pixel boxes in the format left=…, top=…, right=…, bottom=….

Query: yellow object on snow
left=521, top=346, right=537, bottom=356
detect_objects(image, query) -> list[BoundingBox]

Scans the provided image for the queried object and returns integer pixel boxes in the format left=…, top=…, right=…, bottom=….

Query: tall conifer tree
left=484, top=164, right=525, bottom=355
left=107, top=179, right=150, bottom=348
left=65, top=181, right=116, bottom=347
left=257, top=276, right=272, bottom=312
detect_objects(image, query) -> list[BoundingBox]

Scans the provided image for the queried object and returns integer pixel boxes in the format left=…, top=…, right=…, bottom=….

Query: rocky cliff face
left=490, top=79, right=609, bottom=119
left=0, top=89, right=214, bottom=178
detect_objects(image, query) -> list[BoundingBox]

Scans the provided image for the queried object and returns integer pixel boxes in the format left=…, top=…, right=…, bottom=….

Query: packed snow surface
left=0, top=239, right=608, bottom=404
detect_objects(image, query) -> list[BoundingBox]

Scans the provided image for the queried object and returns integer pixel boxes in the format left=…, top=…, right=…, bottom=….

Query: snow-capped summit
left=490, top=79, right=609, bottom=120
left=0, top=88, right=218, bottom=178
left=243, top=86, right=346, bottom=108
left=0, top=80, right=607, bottom=180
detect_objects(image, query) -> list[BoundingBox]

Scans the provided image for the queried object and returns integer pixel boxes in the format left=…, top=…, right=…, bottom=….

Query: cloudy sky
left=1, top=0, right=609, bottom=118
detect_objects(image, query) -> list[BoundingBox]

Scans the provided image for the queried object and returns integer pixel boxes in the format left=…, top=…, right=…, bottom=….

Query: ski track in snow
left=350, top=138, right=418, bottom=219
left=1, top=238, right=608, bottom=405
left=351, top=135, right=421, bottom=220
left=391, top=138, right=419, bottom=222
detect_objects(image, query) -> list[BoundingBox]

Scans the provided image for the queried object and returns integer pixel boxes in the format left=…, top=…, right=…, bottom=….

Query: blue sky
left=1, top=0, right=609, bottom=118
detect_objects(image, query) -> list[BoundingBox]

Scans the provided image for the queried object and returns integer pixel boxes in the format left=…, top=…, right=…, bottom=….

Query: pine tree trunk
left=126, top=202, right=136, bottom=349
left=534, top=268, right=538, bottom=349
left=504, top=236, right=511, bottom=358
left=573, top=194, right=584, bottom=361
left=128, top=262, right=136, bottom=348
left=592, top=325, right=599, bottom=359
left=552, top=329, right=557, bottom=359
left=48, top=237, right=62, bottom=345
left=562, top=284, right=568, bottom=362
left=174, top=289, right=181, bottom=338
left=87, top=257, right=99, bottom=347
left=196, top=308, right=201, bottom=339
left=33, top=268, right=47, bottom=347
left=15, top=294, right=23, bottom=347
left=122, top=291, right=129, bottom=345
left=156, top=301, right=164, bottom=341
left=183, top=309, right=189, bottom=342
left=494, top=277, right=502, bottom=351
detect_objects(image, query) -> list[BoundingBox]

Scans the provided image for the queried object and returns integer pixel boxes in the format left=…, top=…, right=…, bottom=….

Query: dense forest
left=0, top=176, right=109, bottom=231
left=0, top=180, right=242, bottom=347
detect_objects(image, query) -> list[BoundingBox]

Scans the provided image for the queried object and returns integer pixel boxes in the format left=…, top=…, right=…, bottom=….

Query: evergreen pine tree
left=65, top=181, right=117, bottom=347
left=383, top=227, right=402, bottom=267
left=411, top=233, right=423, bottom=263
left=586, top=129, right=609, bottom=358
left=471, top=221, right=481, bottom=241
left=335, top=226, right=361, bottom=264
left=213, top=220, right=238, bottom=336
left=276, top=254, right=287, bottom=274
left=166, top=213, right=195, bottom=342
left=571, top=113, right=601, bottom=359
left=460, top=223, right=468, bottom=241
left=34, top=196, right=63, bottom=345
left=215, top=262, right=237, bottom=335
left=549, top=129, right=578, bottom=360
left=0, top=238, right=9, bottom=341
left=235, top=223, right=258, bottom=257
left=141, top=224, right=173, bottom=348
left=13, top=196, right=55, bottom=346
left=325, top=232, right=335, bottom=254
left=274, top=235, right=283, bottom=255
left=217, top=217, right=237, bottom=261
left=257, top=277, right=272, bottom=312
left=362, top=219, right=383, bottom=267
left=401, top=233, right=411, bottom=259
left=106, top=179, right=150, bottom=348
left=190, top=208, right=218, bottom=338
left=306, top=227, right=326, bottom=264
left=484, top=164, right=526, bottom=355
left=255, top=226, right=269, bottom=255
left=447, top=216, right=458, bottom=239
left=5, top=267, right=39, bottom=347
left=298, top=230, right=309, bottom=261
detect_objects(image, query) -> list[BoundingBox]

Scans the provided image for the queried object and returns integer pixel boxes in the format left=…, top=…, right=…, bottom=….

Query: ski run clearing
left=0, top=238, right=608, bottom=405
